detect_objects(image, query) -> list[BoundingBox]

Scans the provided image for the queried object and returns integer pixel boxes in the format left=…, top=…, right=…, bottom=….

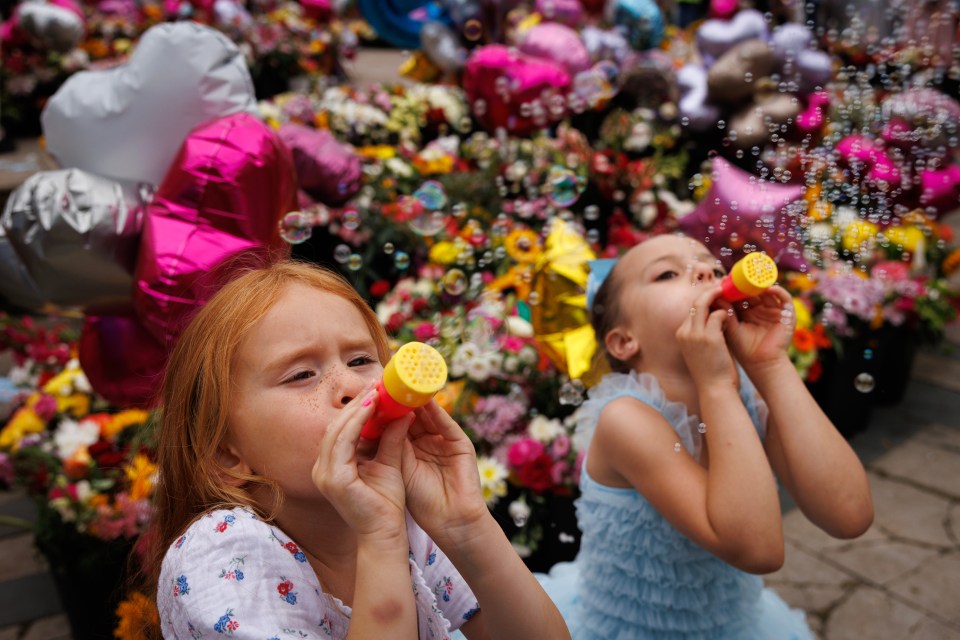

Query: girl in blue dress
left=540, top=234, right=874, bottom=639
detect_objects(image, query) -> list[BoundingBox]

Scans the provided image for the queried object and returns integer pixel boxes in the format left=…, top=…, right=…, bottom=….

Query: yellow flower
left=793, top=298, right=813, bottom=330
left=0, top=407, right=45, bottom=451
left=412, top=155, right=454, bottom=175
left=114, top=591, right=159, bottom=640
left=356, top=145, right=396, bottom=160
left=103, top=409, right=151, bottom=440
left=125, top=454, right=158, bottom=501
left=504, top=229, right=542, bottom=264
left=429, top=241, right=460, bottom=265
left=786, top=272, right=817, bottom=293
left=882, top=225, right=925, bottom=253
left=841, top=220, right=879, bottom=253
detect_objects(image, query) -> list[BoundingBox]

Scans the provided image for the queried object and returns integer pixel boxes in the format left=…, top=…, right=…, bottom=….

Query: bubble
left=394, top=251, right=411, bottom=270
left=463, top=19, right=483, bottom=41
left=452, top=202, right=468, bottom=218
left=413, top=180, right=448, bottom=210
left=347, top=253, right=363, bottom=271
left=674, top=442, right=682, bottom=453
left=333, top=244, right=351, bottom=263
left=279, top=211, right=312, bottom=244
left=528, top=291, right=541, bottom=306
left=854, top=373, right=875, bottom=393
left=697, top=422, right=707, bottom=434
left=559, top=379, right=586, bottom=406
left=409, top=210, right=449, bottom=236
left=441, top=268, right=468, bottom=296
left=863, top=348, right=873, bottom=361
left=544, top=166, right=584, bottom=208
left=383, top=242, right=395, bottom=255
left=341, top=209, right=361, bottom=231
left=584, top=205, right=600, bottom=221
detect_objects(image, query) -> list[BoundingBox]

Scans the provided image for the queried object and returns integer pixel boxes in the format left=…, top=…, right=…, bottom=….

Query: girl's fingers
left=373, top=413, right=414, bottom=468
left=326, top=385, right=380, bottom=469
left=418, top=401, right=466, bottom=441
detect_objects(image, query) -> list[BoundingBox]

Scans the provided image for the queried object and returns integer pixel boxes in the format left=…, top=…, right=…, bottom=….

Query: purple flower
left=466, top=395, right=527, bottom=443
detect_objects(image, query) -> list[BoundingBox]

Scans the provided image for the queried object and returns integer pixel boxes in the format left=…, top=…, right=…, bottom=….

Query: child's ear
left=215, top=443, right=252, bottom=487
left=605, top=327, right=640, bottom=363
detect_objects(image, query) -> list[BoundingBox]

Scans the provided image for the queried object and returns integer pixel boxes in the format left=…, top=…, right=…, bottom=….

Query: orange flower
left=944, top=248, right=960, bottom=276
left=792, top=328, right=815, bottom=352
left=114, top=592, right=159, bottom=640
left=63, top=448, right=92, bottom=480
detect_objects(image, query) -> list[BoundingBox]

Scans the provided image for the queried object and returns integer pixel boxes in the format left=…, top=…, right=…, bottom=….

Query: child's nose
left=335, top=367, right=377, bottom=407
left=691, top=261, right=717, bottom=283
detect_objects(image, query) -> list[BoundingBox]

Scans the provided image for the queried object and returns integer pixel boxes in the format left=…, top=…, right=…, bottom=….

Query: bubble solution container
left=360, top=342, right=448, bottom=440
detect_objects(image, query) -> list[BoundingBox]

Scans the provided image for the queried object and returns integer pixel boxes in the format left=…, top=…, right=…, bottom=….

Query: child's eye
left=348, top=355, right=376, bottom=367
left=655, top=270, right=678, bottom=281
left=713, top=268, right=726, bottom=278
left=283, top=370, right=315, bottom=384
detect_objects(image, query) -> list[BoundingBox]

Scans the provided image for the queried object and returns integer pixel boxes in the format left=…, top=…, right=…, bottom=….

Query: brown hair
left=589, top=260, right=630, bottom=374
left=140, top=259, right=390, bottom=610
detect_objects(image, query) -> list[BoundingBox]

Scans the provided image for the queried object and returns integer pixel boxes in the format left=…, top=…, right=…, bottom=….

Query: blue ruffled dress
left=538, top=370, right=813, bottom=640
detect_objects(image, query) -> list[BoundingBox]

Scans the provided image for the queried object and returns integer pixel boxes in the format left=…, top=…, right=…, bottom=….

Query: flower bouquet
left=0, top=313, right=157, bottom=638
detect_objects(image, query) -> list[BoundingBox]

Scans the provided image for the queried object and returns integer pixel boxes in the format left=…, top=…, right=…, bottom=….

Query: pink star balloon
left=679, top=157, right=808, bottom=272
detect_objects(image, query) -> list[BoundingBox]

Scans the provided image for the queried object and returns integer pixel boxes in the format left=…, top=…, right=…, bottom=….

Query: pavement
left=1, top=48, right=960, bottom=640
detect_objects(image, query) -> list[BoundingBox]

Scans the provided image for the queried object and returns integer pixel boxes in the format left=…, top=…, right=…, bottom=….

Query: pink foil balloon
left=919, top=166, right=960, bottom=216
left=796, top=91, right=830, bottom=135
left=518, top=22, right=591, bottom=75
left=79, top=309, right=168, bottom=408
left=835, top=134, right=901, bottom=187
left=463, top=45, right=571, bottom=136
left=679, top=157, right=808, bottom=272
left=709, top=0, right=737, bottom=19
left=278, top=124, right=362, bottom=207
left=133, top=112, right=296, bottom=344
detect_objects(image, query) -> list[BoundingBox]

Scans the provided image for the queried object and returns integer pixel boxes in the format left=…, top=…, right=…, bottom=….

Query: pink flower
left=500, top=336, right=526, bottom=353
left=550, top=460, right=570, bottom=485
left=507, top=438, right=545, bottom=468
left=413, top=322, right=439, bottom=341
left=871, top=260, right=910, bottom=283
left=33, top=394, right=58, bottom=421
left=551, top=434, right=571, bottom=458
left=573, top=450, right=585, bottom=485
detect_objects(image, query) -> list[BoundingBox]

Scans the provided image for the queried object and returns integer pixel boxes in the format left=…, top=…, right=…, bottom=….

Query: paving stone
left=823, top=585, right=926, bottom=640
left=782, top=507, right=886, bottom=553
left=947, top=502, right=960, bottom=546
left=0, top=572, right=63, bottom=628
left=21, top=615, right=72, bottom=640
left=913, top=423, right=960, bottom=453
left=867, top=474, right=954, bottom=548
left=0, top=533, right=45, bottom=582
left=766, top=540, right=853, bottom=588
left=888, top=551, right=960, bottom=625
left=823, top=538, right=940, bottom=586
left=870, top=438, right=960, bottom=499
left=0, top=487, right=26, bottom=506
left=765, top=582, right=850, bottom=616
left=0, top=626, right=18, bottom=640
left=911, top=352, right=960, bottom=394
left=909, top=617, right=960, bottom=640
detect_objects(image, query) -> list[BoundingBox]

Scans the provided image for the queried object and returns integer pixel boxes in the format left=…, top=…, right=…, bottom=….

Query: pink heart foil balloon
left=133, top=112, right=297, bottom=345
left=835, top=134, right=901, bottom=187
left=518, top=22, right=591, bottom=75
left=463, top=45, right=571, bottom=136
left=679, top=157, right=808, bottom=272
left=278, top=123, right=362, bottom=207
left=919, top=165, right=960, bottom=216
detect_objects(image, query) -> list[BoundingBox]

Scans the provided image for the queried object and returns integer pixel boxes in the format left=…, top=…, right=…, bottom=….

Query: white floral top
left=158, top=507, right=479, bottom=639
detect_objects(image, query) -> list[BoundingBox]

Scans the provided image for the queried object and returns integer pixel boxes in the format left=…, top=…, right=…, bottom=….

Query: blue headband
left=586, top=258, right=618, bottom=311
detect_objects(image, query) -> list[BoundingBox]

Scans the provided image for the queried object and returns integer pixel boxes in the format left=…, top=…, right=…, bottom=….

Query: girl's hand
left=677, top=285, right=738, bottom=390
left=311, top=385, right=413, bottom=539
left=400, top=401, right=488, bottom=546
left=723, top=285, right=795, bottom=370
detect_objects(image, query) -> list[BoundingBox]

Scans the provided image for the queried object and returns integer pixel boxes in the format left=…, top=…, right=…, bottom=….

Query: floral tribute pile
left=1, top=0, right=959, bottom=635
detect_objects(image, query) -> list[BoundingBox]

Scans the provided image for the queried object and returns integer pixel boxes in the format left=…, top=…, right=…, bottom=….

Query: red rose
left=370, top=280, right=391, bottom=298
left=278, top=580, right=293, bottom=595
left=516, top=453, right=555, bottom=493
left=88, top=440, right=127, bottom=469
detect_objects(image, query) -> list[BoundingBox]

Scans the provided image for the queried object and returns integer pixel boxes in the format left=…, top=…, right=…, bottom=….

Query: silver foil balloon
left=17, top=1, right=85, bottom=53
left=0, top=169, right=149, bottom=311
left=421, top=21, right=466, bottom=74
